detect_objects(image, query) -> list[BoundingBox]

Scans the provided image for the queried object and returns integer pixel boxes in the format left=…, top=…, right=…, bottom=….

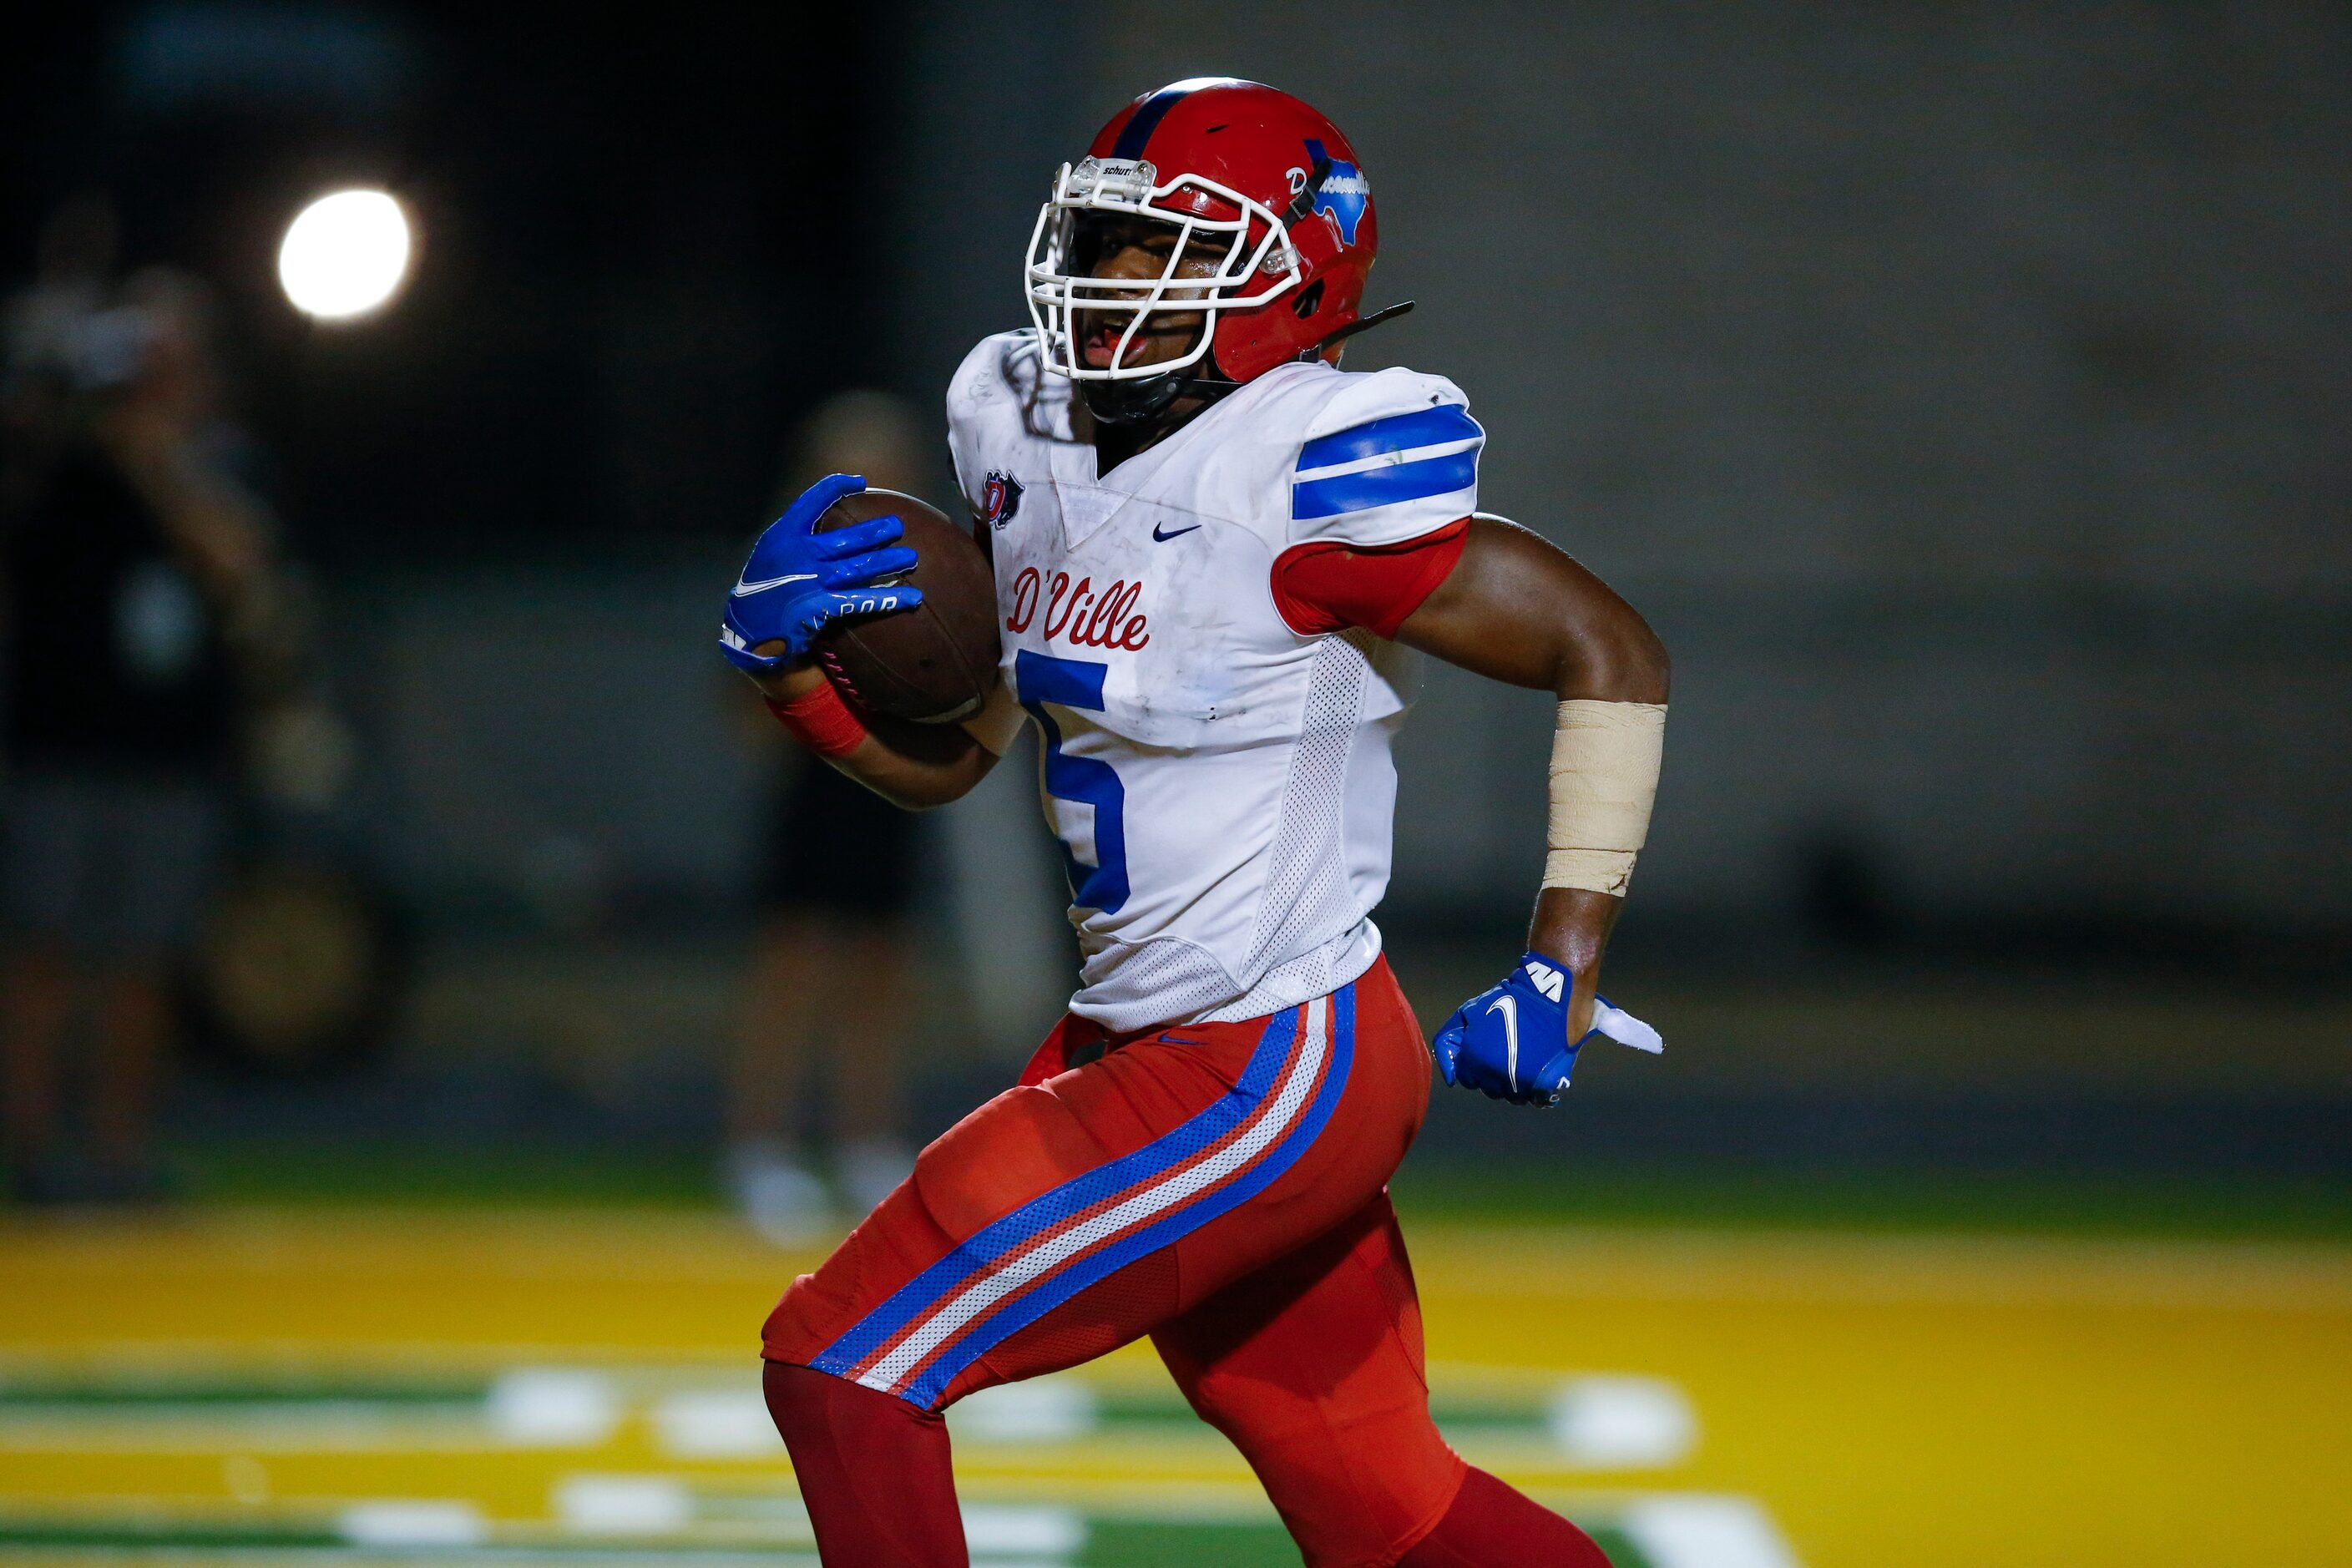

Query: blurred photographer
left=0, top=197, right=304, bottom=1203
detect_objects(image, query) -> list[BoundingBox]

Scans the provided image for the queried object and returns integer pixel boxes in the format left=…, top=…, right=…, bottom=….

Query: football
left=811, top=488, right=1001, bottom=723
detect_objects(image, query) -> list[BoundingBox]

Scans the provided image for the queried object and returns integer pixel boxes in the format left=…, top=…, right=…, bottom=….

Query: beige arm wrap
left=1543, top=700, right=1667, bottom=897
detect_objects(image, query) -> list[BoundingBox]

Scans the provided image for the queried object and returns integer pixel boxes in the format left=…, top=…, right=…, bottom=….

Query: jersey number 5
left=1015, top=650, right=1130, bottom=914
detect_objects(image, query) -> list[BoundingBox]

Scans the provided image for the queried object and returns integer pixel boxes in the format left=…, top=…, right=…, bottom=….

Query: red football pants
left=761, top=956, right=1470, bottom=1564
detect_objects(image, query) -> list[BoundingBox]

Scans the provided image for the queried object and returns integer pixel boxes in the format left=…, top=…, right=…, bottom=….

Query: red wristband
left=765, top=680, right=869, bottom=758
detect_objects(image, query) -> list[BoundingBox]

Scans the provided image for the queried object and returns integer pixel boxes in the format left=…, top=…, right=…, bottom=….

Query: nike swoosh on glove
left=719, top=472, right=925, bottom=674
left=1430, top=952, right=1664, bottom=1107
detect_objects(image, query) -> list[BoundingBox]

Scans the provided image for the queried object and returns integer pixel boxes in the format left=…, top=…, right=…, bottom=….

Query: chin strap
left=1297, top=300, right=1415, bottom=363
left=1280, top=152, right=1336, bottom=228
left=1081, top=363, right=1216, bottom=426
left=1085, top=300, right=1419, bottom=427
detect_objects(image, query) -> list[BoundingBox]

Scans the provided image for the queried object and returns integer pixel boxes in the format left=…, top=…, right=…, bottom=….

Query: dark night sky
left=3, top=3, right=893, bottom=560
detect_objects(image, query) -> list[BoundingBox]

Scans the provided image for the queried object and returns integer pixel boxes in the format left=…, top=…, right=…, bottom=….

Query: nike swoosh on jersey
left=1151, top=522, right=1202, bottom=542
left=732, top=571, right=818, bottom=597
left=1487, top=994, right=1519, bottom=1091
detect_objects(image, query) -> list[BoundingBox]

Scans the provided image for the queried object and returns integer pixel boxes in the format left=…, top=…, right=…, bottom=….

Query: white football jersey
left=948, top=330, right=1482, bottom=1032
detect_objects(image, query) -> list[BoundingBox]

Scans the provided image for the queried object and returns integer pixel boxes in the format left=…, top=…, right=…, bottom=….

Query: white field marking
left=1546, top=1374, right=1698, bottom=1468
left=553, top=1473, right=695, bottom=1535
left=651, top=1388, right=779, bottom=1458
left=960, top=1503, right=1086, bottom=1556
left=1621, top=1494, right=1803, bottom=1568
left=952, top=1478, right=1282, bottom=1521
left=486, top=1368, right=620, bottom=1447
left=0, top=1408, right=468, bottom=1452
left=1412, top=1229, right=2352, bottom=1312
left=696, top=1490, right=817, bottom=1540
left=0, top=1212, right=817, bottom=1292
left=306, top=1555, right=819, bottom=1566
left=950, top=1376, right=1101, bottom=1443
left=336, top=1500, right=487, bottom=1547
left=0, top=1373, right=640, bottom=1453
left=0, top=1346, right=769, bottom=1382
left=858, top=996, right=1330, bottom=1392
left=223, top=1453, right=271, bottom=1503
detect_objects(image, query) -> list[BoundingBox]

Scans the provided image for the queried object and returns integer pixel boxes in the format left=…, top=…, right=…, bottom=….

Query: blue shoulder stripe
left=1292, top=448, right=1478, bottom=520
left=1297, top=403, right=1480, bottom=472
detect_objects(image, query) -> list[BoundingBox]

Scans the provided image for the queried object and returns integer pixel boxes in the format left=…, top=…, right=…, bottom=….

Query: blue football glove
left=1431, top=952, right=1664, bottom=1106
left=718, top=472, right=925, bottom=675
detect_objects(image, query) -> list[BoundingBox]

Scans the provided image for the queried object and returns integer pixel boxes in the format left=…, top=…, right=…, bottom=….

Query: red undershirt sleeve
left=1269, top=517, right=1471, bottom=639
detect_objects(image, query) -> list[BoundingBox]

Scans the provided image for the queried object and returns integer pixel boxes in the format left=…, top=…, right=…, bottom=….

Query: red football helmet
left=1024, top=78, right=1381, bottom=396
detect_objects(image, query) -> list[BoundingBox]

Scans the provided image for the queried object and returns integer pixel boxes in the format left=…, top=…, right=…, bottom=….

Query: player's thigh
left=761, top=964, right=1430, bottom=1414
left=949, top=982, right=1434, bottom=1399
left=1154, top=1193, right=1464, bottom=1568
left=1159, top=955, right=1434, bottom=1313
left=760, top=1028, right=1247, bottom=1408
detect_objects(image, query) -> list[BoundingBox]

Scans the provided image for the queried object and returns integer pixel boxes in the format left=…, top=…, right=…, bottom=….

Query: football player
left=722, top=78, right=1669, bottom=1568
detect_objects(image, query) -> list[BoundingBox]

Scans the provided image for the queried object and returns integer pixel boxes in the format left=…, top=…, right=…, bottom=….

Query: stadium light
left=277, top=189, right=411, bottom=321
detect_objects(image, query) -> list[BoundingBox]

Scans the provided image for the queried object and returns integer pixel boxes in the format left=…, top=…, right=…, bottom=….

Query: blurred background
left=1, top=5, right=2346, bottom=1567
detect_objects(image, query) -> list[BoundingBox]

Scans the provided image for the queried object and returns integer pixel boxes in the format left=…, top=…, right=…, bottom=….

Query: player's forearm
left=834, top=715, right=994, bottom=810
left=1527, top=888, right=1621, bottom=1014
left=749, top=660, right=994, bottom=810
left=1398, top=519, right=1667, bottom=1024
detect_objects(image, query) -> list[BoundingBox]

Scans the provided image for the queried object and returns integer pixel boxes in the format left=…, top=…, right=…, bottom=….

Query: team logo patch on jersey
left=982, top=472, right=1024, bottom=529
left=1304, top=138, right=1368, bottom=247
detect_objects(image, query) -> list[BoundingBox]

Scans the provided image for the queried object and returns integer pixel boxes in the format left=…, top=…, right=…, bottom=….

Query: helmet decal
left=1303, top=139, right=1368, bottom=246
left=1110, top=78, right=1224, bottom=159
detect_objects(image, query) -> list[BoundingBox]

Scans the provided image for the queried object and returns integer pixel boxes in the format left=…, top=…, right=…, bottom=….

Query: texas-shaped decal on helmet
left=1304, top=138, right=1368, bottom=246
